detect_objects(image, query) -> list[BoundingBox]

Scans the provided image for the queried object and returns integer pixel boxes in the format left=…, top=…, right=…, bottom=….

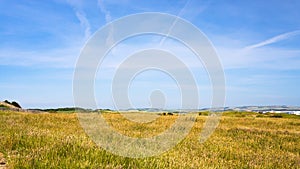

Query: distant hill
left=0, top=100, right=22, bottom=109
left=28, top=107, right=89, bottom=113
left=224, top=105, right=300, bottom=112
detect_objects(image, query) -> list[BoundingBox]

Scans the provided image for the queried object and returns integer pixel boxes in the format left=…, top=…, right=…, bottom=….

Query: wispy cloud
left=66, top=0, right=91, bottom=41
left=97, top=0, right=114, bottom=46
left=245, top=30, right=300, bottom=50
left=97, top=0, right=112, bottom=23
left=218, top=46, right=300, bottom=70
left=0, top=47, right=78, bottom=68
left=75, top=11, right=91, bottom=41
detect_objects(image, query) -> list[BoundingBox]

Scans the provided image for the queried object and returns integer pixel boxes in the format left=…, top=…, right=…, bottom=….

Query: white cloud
left=66, top=0, right=91, bottom=41
left=97, top=0, right=111, bottom=23
left=244, top=30, right=300, bottom=50
left=75, top=11, right=91, bottom=41
left=0, top=47, right=78, bottom=68
left=97, top=0, right=114, bottom=46
left=218, top=46, right=300, bottom=70
left=207, top=31, right=300, bottom=71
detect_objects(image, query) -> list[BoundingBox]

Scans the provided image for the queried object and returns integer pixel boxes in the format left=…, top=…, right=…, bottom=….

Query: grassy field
left=0, top=110, right=299, bottom=168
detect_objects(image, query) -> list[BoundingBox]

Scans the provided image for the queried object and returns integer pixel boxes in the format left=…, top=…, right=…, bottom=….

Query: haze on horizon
left=1, top=0, right=300, bottom=109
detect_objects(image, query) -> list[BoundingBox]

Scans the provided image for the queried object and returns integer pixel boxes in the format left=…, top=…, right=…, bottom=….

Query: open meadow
left=0, top=110, right=299, bottom=168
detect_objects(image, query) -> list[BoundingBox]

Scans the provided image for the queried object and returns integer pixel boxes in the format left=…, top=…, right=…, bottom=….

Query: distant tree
left=11, top=101, right=21, bottom=108
left=4, top=100, right=10, bottom=104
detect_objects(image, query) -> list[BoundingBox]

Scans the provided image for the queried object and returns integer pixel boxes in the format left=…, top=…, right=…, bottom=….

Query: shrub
left=198, top=112, right=209, bottom=116
left=271, top=114, right=283, bottom=118
left=11, top=101, right=21, bottom=108
left=4, top=100, right=10, bottom=104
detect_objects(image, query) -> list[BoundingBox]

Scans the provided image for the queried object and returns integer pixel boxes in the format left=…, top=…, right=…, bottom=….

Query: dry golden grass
left=0, top=110, right=299, bottom=168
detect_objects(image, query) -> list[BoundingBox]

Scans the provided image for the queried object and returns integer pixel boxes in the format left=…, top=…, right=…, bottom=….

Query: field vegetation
left=0, top=110, right=299, bottom=168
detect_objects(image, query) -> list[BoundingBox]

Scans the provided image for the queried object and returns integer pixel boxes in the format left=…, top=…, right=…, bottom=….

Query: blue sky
left=1, top=0, right=300, bottom=109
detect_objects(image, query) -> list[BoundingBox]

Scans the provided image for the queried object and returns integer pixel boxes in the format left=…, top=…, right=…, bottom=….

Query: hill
left=0, top=100, right=22, bottom=110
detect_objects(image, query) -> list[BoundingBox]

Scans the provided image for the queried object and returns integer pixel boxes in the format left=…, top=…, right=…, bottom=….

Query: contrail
left=159, top=0, right=192, bottom=46
left=245, top=30, right=300, bottom=50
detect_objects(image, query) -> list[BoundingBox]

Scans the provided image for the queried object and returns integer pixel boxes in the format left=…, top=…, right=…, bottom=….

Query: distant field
left=0, top=110, right=299, bottom=168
